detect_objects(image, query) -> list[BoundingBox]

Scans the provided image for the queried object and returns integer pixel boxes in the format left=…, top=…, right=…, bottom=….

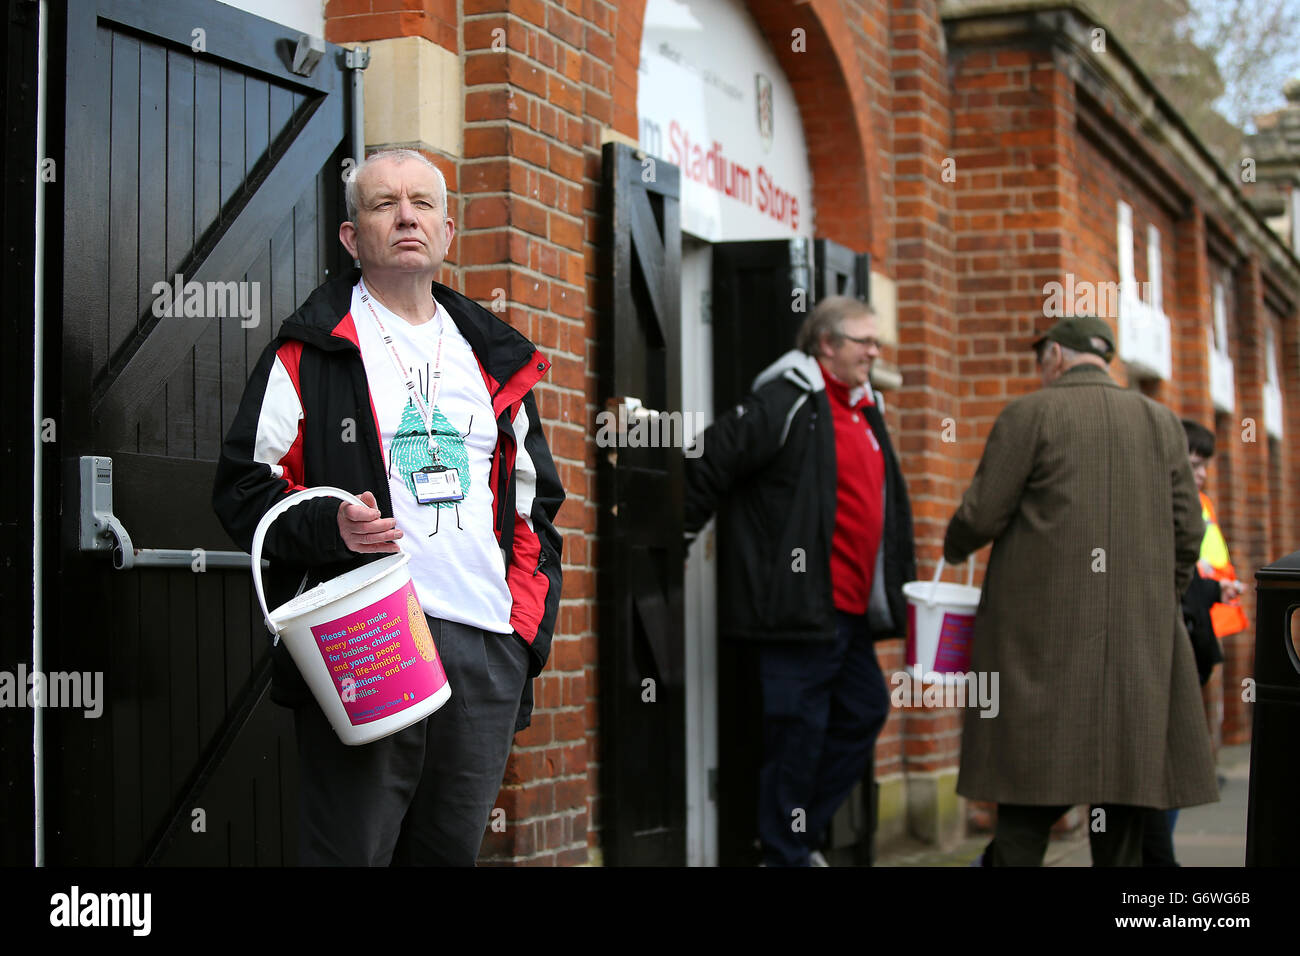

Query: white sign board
left=216, top=0, right=325, bottom=37
left=637, top=0, right=814, bottom=242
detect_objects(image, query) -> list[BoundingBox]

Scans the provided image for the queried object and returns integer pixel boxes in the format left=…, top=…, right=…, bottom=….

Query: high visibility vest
left=1197, top=492, right=1249, bottom=638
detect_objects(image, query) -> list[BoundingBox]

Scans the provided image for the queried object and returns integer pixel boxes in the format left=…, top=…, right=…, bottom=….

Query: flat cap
left=1032, top=316, right=1115, bottom=362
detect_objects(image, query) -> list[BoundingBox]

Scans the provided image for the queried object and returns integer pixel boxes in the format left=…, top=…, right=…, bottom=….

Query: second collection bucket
left=251, top=486, right=452, bottom=746
left=902, top=558, right=981, bottom=683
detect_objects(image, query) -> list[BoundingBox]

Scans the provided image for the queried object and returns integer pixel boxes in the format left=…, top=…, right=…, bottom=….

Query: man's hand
left=338, top=491, right=403, bottom=553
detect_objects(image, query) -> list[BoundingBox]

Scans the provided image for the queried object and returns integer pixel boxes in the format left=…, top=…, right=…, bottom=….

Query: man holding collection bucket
left=942, top=315, right=1217, bottom=866
left=213, top=150, right=564, bottom=865
left=684, top=296, right=916, bottom=867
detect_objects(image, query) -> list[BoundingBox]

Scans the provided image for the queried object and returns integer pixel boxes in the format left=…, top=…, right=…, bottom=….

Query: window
left=1146, top=224, right=1163, bottom=314
left=1115, top=200, right=1171, bottom=380
left=1209, top=277, right=1235, bottom=413
left=1265, top=322, right=1283, bottom=438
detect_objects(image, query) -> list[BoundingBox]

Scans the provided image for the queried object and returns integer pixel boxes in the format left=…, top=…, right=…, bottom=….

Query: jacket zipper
left=534, top=551, right=547, bottom=576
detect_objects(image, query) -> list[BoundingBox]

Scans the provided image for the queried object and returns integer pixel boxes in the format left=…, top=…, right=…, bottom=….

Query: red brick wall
left=325, top=0, right=460, bottom=52
left=884, top=0, right=962, bottom=785
left=948, top=38, right=1071, bottom=525
left=1229, top=260, right=1269, bottom=744
left=1173, top=209, right=1214, bottom=424
left=1280, top=301, right=1300, bottom=557
left=460, top=0, right=607, bottom=866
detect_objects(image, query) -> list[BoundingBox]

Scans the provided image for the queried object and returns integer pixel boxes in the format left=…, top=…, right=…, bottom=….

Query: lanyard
left=358, top=278, right=444, bottom=454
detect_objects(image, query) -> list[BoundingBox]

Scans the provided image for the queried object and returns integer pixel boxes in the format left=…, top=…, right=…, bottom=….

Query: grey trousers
left=294, top=617, right=530, bottom=866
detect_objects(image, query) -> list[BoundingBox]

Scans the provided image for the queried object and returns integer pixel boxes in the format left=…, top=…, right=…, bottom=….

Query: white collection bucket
left=251, top=486, right=452, bottom=746
left=901, top=558, right=981, bottom=684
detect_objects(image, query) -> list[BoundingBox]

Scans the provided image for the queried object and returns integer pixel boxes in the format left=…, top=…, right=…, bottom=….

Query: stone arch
left=613, top=0, right=885, bottom=260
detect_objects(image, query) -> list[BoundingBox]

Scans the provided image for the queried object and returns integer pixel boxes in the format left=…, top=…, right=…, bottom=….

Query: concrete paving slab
left=875, top=744, right=1250, bottom=867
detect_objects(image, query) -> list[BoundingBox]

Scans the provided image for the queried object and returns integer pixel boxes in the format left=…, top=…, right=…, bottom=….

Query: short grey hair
left=345, top=148, right=448, bottom=223
left=1055, top=337, right=1112, bottom=364
left=796, top=295, right=876, bottom=355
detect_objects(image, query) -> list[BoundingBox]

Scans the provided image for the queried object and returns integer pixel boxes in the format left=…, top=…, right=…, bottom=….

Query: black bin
left=1245, top=550, right=1300, bottom=865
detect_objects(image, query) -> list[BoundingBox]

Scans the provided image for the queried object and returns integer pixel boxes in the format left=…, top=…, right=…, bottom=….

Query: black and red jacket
left=212, top=269, right=564, bottom=730
left=684, top=350, right=914, bottom=643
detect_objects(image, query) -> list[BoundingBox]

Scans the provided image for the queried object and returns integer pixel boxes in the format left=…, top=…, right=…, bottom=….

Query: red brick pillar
left=461, top=0, right=603, bottom=866
left=1173, top=210, right=1214, bottom=422
left=1223, top=256, right=1269, bottom=745
left=889, top=0, right=962, bottom=843
left=326, top=0, right=460, bottom=51
left=1281, top=303, right=1300, bottom=558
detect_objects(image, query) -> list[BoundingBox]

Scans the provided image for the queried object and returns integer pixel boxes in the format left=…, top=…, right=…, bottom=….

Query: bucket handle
left=250, top=486, right=366, bottom=634
left=926, top=557, right=976, bottom=606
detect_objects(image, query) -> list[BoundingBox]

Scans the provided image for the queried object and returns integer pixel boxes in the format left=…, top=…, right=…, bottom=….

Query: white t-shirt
left=352, top=282, right=513, bottom=635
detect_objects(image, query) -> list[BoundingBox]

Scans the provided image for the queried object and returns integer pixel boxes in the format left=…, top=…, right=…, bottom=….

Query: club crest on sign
left=756, top=73, right=774, bottom=152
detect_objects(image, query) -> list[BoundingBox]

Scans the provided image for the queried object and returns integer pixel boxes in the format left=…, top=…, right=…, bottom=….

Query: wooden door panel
left=47, top=0, right=349, bottom=866
left=599, top=142, right=686, bottom=865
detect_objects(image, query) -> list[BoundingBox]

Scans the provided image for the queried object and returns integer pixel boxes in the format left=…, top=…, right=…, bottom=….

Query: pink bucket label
left=933, top=612, right=974, bottom=672
left=310, top=580, right=448, bottom=725
left=906, top=604, right=975, bottom=674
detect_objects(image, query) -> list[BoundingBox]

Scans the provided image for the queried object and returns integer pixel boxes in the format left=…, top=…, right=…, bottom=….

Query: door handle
left=78, top=456, right=265, bottom=571
left=601, top=396, right=665, bottom=469
left=605, top=395, right=662, bottom=423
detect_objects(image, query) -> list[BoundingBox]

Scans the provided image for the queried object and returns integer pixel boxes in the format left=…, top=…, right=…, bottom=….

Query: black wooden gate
left=598, top=142, right=686, bottom=865
left=39, top=0, right=350, bottom=865
left=0, top=0, right=41, bottom=870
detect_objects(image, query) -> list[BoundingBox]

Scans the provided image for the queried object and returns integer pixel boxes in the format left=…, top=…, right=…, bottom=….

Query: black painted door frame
left=0, top=0, right=42, bottom=869
left=598, top=141, right=687, bottom=865
left=39, top=0, right=350, bottom=865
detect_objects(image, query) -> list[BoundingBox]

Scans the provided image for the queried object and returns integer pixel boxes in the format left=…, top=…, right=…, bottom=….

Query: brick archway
left=613, top=0, right=884, bottom=260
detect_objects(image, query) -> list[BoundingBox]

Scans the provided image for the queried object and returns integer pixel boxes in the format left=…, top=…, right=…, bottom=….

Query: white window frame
left=1146, top=223, right=1163, bottom=314
left=1208, top=278, right=1235, bottom=413
left=1264, top=322, right=1283, bottom=438
left=1116, top=200, right=1171, bottom=380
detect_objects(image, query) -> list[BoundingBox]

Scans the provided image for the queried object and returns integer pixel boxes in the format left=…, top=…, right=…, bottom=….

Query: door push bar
left=78, top=456, right=265, bottom=571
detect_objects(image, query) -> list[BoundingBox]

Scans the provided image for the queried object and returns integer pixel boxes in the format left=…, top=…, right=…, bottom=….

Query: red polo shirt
left=820, top=362, right=885, bottom=615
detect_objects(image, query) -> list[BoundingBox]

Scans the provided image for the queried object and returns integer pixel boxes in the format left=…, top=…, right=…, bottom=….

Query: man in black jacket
left=685, top=296, right=915, bottom=866
left=213, top=149, right=564, bottom=865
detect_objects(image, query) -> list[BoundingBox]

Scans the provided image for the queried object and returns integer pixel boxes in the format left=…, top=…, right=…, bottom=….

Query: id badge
left=412, top=465, right=464, bottom=504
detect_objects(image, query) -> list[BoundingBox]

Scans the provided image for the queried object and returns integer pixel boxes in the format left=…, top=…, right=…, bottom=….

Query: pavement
left=874, top=743, right=1250, bottom=867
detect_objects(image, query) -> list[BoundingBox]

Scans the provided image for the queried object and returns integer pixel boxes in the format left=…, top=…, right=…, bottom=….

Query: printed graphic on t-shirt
left=387, top=366, right=473, bottom=532
left=389, top=399, right=471, bottom=507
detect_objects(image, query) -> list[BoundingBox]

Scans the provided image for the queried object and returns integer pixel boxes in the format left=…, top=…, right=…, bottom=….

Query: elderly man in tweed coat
left=943, top=316, right=1219, bottom=866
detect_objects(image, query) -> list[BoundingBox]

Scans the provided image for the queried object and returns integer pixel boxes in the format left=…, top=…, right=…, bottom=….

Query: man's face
left=820, top=311, right=881, bottom=388
left=339, top=157, right=453, bottom=278
left=1188, top=452, right=1209, bottom=492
